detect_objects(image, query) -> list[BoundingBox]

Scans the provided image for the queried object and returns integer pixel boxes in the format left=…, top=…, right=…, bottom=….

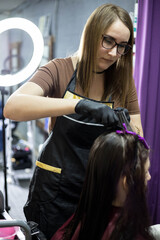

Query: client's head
left=85, top=125, right=150, bottom=208
left=65, top=125, right=152, bottom=240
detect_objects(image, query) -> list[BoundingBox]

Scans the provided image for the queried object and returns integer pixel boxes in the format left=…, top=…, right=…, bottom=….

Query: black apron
left=24, top=71, right=114, bottom=240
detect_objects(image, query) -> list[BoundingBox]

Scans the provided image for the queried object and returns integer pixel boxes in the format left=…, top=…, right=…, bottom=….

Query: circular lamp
left=0, top=17, right=44, bottom=86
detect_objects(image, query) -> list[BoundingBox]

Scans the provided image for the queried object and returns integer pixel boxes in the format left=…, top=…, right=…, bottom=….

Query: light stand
left=0, top=17, right=44, bottom=212
left=0, top=87, right=10, bottom=212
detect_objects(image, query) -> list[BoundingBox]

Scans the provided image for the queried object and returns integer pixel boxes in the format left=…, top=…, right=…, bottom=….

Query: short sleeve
left=28, top=57, right=74, bottom=98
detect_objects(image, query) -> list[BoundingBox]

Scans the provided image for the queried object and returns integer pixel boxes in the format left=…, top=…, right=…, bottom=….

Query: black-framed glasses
left=102, top=35, right=132, bottom=55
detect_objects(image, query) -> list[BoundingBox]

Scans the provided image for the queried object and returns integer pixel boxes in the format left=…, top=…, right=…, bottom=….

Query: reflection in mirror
left=0, top=29, right=33, bottom=75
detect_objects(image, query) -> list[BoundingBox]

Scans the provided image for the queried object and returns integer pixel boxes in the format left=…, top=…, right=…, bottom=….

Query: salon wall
left=1, top=0, right=135, bottom=61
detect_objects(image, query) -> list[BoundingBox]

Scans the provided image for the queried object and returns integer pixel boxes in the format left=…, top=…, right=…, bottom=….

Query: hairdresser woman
left=4, top=4, right=143, bottom=239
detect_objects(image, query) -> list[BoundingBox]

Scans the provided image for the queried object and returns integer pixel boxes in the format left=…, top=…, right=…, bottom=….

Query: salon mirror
left=0, top=29, right=33, bottom=76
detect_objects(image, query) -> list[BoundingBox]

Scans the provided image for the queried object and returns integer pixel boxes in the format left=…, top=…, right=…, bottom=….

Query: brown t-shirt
left=29, top=57, right=74, bottom=98
left=29, top=57, right=140, bottom=129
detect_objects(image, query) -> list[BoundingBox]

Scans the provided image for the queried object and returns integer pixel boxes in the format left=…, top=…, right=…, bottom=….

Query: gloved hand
left=75, top=99, right=119, bottom=125
left=114, top=107, right=130, bottom=122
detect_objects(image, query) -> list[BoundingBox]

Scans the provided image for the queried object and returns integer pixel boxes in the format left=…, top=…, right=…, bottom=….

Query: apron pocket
left=29, top=162, right=62, bottom=202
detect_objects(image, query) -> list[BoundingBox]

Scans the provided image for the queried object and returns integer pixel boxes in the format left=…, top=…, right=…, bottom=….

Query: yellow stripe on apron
left=36, top=160, right=62, bottom=174
left=64, top=91, right=113, bottom=109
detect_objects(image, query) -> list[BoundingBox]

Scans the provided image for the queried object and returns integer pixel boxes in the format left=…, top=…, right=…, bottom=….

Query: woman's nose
left=148, top=172, right=151, bottom=181
left=107, top=46, right=117, bottom=56
left=146, top=171, right=151, bottom=182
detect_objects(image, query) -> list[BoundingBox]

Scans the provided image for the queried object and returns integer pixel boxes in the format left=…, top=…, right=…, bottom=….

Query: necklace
left=93, top=70, right=106, bottom=74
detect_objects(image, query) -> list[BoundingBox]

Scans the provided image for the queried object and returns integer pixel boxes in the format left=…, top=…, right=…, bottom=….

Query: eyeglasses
left=102, top=35, right=132, bottom=55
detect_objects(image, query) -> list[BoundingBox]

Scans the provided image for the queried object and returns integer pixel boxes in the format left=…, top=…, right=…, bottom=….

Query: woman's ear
left=122, top=176, right=128, bottom=191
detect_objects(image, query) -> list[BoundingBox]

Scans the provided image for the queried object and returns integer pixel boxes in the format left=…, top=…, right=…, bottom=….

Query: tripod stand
left=0, top=86, right=10, bottom=212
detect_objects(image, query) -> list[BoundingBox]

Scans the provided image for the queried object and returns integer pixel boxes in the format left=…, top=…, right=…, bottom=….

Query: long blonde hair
left=77, top=4, right=134, bottom=106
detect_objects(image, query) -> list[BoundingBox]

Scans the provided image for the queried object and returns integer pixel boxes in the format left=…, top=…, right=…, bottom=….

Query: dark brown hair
left=64, top=132, right=154, bottom=240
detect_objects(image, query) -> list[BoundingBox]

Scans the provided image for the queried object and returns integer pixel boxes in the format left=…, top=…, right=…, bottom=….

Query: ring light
left=0, top=18, right=44, bottom=86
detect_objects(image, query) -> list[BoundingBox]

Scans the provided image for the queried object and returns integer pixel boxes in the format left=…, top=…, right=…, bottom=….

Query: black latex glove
left=114, top=107, right=130, bottom=122
left=75, top=99, right=119, bottom=126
